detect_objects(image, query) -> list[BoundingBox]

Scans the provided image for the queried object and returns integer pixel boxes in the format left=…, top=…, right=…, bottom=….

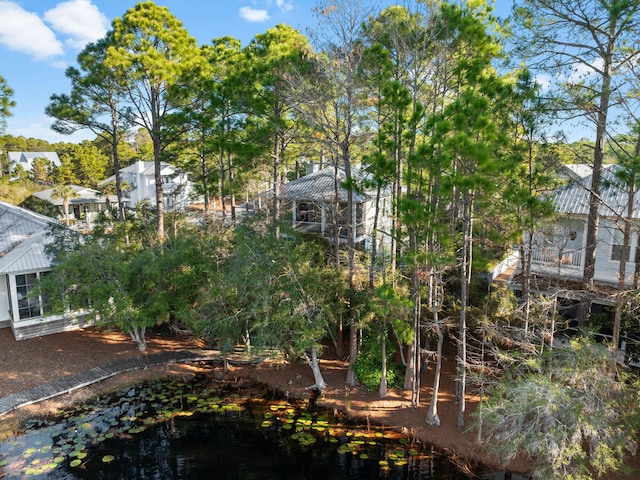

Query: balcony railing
left=531, top=248, right=582, bottom=269
left=294, top=221, right=365, bottom=239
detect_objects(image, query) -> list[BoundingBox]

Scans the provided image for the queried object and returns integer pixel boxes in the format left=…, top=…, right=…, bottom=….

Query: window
left=297, top=201, right=320, bottom=223
left=16, top=272, right=48, bottom=320
left=611, top=228, right=630, bottom=262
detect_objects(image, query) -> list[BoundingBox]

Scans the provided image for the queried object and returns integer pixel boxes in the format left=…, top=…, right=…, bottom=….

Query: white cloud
left=11, top=114, right=94, bottom=143
left=0, top=1, right=63, bottom=60
left=44, top=0, right=109, bottom=50
left=276, top=0, right=294, bottom=13
left=566, top=58, right=604, bottom=83
left=534, top=73, right=552, bottom=91
left=239, top=6, right=270, bottom=22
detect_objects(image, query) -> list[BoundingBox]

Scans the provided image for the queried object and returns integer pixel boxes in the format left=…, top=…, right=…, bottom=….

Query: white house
left=31, top=185, right=122, bottom=229
left=273, top=164, right=393, bottom=251
left=487, top=164, right=640, bottom=364
left=8, top=152, right=61, bottom=180
left=99, top=160, right=194, bottom=211
left=524, top=164, right=637, bottom=289
left=0, top=200, right=93, bottom=340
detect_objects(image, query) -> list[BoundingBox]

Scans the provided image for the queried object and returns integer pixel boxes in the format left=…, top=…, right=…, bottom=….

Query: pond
left=0, top=376, right=525, bottom=479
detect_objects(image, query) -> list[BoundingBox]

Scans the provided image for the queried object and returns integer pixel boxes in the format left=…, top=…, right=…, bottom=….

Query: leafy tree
left=362, top=283, right=411, bottom=398
left=106, top=1, right=205, bottom=240
left=30, top=156, right=54, bottom=185
left=245, top=24, right=313, bottom=235
left=41, top=227, right=148, bottom=349
left=176, top=42, right=218, bottom=217
left=41, top=209, right=218, bottom=350
left=191, top=220, right=340, bottom=391
left=47, top=35, right=134, bottom=221
left=54, top=153, right=78, bottom=185
left=294, top=0, right=377, bottom=387
left=424, top=1, right=513, bottom=428
left=0, top=75, right=15, bottom=133
left=125, top=228, right=218, bottom=338
left=54, top=143, right=109, bottom=188
left=43, top=196, right=174, bottom=351
left=477, top=337, right=640, bottom=479
left=198, top=37, right=247, bottom=221
left=497, top=68, right=558, bottom=332
left=511, top=0, right=640, bottom=323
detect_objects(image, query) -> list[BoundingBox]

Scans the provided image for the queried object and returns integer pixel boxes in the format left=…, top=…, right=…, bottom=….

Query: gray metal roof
left=551, top=164, right=640, bottom=219
left=279, top=167, right=380, bottom=204
left=559, top=164, right=593, bottom=182
left=0, top=200, right=56, bottom=274
left=33, top=185, right=121, bottom=205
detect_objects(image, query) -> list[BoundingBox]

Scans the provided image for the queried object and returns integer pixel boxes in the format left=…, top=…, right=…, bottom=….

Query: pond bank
left=1, top=326, right=638, bottom=479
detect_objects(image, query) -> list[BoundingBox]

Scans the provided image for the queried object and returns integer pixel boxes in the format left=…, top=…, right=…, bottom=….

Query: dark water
left=0, top=378, right=526, bottom=480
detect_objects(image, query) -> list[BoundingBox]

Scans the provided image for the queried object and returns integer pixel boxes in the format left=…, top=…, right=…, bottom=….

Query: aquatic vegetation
left=0, top=376, right=250, bottom=478
left=256, top=398, right=427, bottom=474
left=0, top=375, right=438, bottom=479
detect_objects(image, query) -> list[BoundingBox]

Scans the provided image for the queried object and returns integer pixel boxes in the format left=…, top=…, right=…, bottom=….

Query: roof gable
left=8, top=152, right=61, bottom=169
left=551, top=164, right=640, bottom=219
left=32, top=185, right=120, bottom=205
left=279, top=166, right=381, bottom=203
left=0, top=200, right=56, bottom=274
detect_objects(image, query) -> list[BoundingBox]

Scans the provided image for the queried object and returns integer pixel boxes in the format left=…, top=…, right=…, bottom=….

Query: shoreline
left=1, top=359, right=533, bottom=478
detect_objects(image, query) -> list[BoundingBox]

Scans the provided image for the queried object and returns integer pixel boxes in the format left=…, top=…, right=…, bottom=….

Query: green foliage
left=477, top=337, right=640, bottom=479
left=19, top=194, right=60, bottom=218
left=39, top=211, right=231, bottom=349
left=0, top=176, right=44, bottom=205
left=0, top=75, right=15, bottom=133
left=353, top=331, right=401, bottom=391
left=187, top=217, right=344, bottom=364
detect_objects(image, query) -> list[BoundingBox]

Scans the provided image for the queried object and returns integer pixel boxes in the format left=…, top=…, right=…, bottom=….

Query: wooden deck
left=0, top=348, right=259, bottom=417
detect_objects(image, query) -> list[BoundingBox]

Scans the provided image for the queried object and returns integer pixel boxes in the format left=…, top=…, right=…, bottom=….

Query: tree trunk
left=272, top=129, right=281, bottom=237
left=580, top=61, right=613, bottom=325
left=404, top=268, right=421, bottom=409
left=379, top=319, right=388, bottom=399
left=345, top=324, right=358, bottom=386
left=305, top=347, right=327, bottom=391
left=369, top=183, right=383, bottom=289
left=457, top=192, right=472, bottom=428
left=426, top=322, right=443, bottom=426
left=129, top=326, right=147, bottom=351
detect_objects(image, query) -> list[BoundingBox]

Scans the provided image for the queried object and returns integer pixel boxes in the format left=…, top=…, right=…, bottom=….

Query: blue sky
left=0, top=0, right=513, bottom=144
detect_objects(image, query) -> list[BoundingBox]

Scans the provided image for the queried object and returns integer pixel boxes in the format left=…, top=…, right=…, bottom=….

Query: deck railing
left=531, top=248, right=582, bottom=269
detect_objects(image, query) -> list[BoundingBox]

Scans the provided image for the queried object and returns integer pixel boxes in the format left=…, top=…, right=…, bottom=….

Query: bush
left=353, top=332, right=403, bottom=391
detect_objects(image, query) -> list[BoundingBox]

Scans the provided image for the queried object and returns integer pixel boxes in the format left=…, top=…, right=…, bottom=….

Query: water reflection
left=0, top=376, right=526, bottom=480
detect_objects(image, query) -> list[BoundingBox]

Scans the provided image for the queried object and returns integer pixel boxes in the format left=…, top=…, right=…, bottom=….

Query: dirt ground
left=0, top=326, right=638, bottom=478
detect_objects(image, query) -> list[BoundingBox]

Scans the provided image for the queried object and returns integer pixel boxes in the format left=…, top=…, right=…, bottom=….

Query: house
left=99, top=160, right=194, bottom=211
left=8, top=152, right=61, bottom=180
left=495, top=164, right=634, bottom=291
left=29, top=185, right=122, bottom=229
left=524, top=164, right=634, bottom=289
left=558, top=163, right=594, bottom=182
left=274, top=164, right=393, bottom=251
left=0, top=200, right=93, bottom=340
left=492, top=164, right=640, bottom=363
